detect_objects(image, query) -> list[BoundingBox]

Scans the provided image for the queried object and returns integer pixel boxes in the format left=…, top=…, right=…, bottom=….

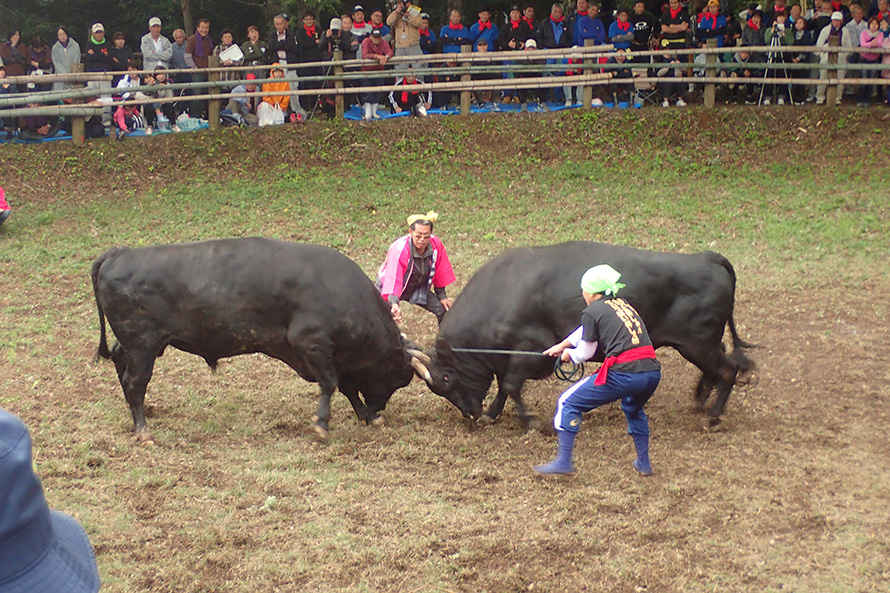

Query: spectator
left=242, top=25, right=267, bottom=76
left=370, top=8, right=393, bottom=42
left=696, top=0, right=728, bottom=47
left=610, top=7, right=636, bottom=50
left=568, top=0, right=591, bottom=49
left=790, top=16, right=815, bottom=103
left=606, top=47, right=634, bottom=104
left=419, top=13, right=438, bottom=54
left=321, top=18, right=355, bottom=60
left=257, top=63, right=291, bottom=125
left=28, top=35, right=53, bottom=92
left=268, top=14, right=298, bottom=65
left=523, top=4, right=542, bottom=43
left=112, top=60, right=143, bottom=139
left=724, top=13, right=743, bottom=45
left=728, top=48, right=757, bottom=103
left=499, top=4, right=533, bottom=103
left=763, top=0, right=789, bottom=27
left=340, top=15, right=361, bottom=60
left=171, top=28, right=191, bottom=113
left=141, top=17, right=173, bottom=71
left=388, top=68, right=431, bottom=114
left=575, top=3, right=606, bottom=105
left=213, top=28, right=244, bottom=82
left=881, top=28, right=890, bottom=103
left=470, top=6, right=499, bottom=50
left=0, top=186, right=10, bottom=227
left=815, top=11, right=852, bottom=104
left=873, top=0, right=890, bottom=21
left=541, top=3, right=574, bottom=103
left=0, top=409, right=101, bottom=592
left=353, top=5, right=374, bottom=53
left=137, top=67, right=180, bottom=133
left=519, top=38, right=546, bottom=107
left=473, top=38, right=498, bottom=105
left=789, top=3, right=803, bottom=24
left=656, top=48, right=687, bottom=105
left=376, top=211, right=456, bottom=325
left=83, top=23, right=113, bottom=127
left=845, top=3, right=868, bottom=98
left=51, top=26, right=81, bottom=92
left=858, top=17, right=884, bottom=105
left=115, top=59, right=140, bottom=100
left=186, top=19, right=214, bottom=118
left=108, top=32, right=134, bottom=84
left=225, top=72, right=259, bottom=125
left=440, top=10, right=471, bottom=53
left=660, top=0, right=691, bottom=52
left=387, top=0, right=425, bottom=71
left=829, top=0, right=853, bottom=23
left=764, top=12, right=794, bottom=104
left=0, top=66, right=18, bottom=138
left=0, top=29, right=28, bottom=77
left=297, top=12, right=325, bottom=114
left=810, top=0, right=836, bottom=32
left=629, top=0, right=656, bottom=52
left=360, top=28, right=393, bottom=119
left=19, top=103, right=63, bottom=141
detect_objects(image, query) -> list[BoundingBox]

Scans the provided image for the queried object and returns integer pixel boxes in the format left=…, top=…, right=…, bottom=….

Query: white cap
left=149, top=17, right=162, bottom=27
left=525, top=38, right=537, bottom=48
left=330, top=18, right=343, bottom=30
left=91, top=23, right=104, bottom=33
left=831, top=10, right=844, bottom=19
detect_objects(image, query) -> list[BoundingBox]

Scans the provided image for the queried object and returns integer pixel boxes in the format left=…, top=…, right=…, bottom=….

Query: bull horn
left=411, top=357, right=432, bottom=383
left=406, top=348, right=431, bottom=365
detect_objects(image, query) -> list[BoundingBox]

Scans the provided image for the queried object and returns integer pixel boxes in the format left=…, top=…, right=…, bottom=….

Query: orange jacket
left=262, top=80, right=290, bottom=110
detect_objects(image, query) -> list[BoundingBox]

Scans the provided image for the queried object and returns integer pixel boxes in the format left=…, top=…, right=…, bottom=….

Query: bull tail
left=705, top=251, right=756, bottom=371
left=91, top=251, right=113, bottom=361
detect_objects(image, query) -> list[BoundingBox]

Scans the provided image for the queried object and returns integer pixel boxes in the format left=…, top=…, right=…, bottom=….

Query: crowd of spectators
left=1, top=0, right=889, bottom=139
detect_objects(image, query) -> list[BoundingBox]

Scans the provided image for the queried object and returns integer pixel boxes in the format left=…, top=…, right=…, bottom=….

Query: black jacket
left=267, top=30, right=299, bottom=64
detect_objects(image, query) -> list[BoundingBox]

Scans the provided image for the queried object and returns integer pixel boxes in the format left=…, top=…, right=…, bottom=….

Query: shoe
left=172, top=125, right=181, bottom=133
left=631, top=434, right=653, bottom=476
left=564, top=100, right=572, bottom=107
left=534, top=460, right=577, bottom=475
left=816, top=98, right=825, bottom=105
left=806, top=96, right=816, bottom=103
left=145, top=127, right=153, bottom=135
left=745, top=99, right=756, bottom=105
left=592, top=98, right=603, bottom=106
left=513, top=96, right=521, bottom=104
left=676, top=98, right=687, bottom=107
left=777, top=97, right=785, bottom=106
left=0, top=209, right=11, bottom=228
left=289, top=112, right=297, bottom=123
left=763, top=98, right=771, bottom=106
left=417, top=104, right=427, bottom=117
left=662, top=99, right=670, bottom=107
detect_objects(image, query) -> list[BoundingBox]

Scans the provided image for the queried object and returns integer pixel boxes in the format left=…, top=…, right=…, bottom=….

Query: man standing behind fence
left=388, top=0, right=425, bottom=72
left=185, top=19, right=213, bottom=119
left=815, top=11, right=852, bottom=104
left=83, top=23, right=113, bottom=128
left=141, top=17, right=173, bottom=71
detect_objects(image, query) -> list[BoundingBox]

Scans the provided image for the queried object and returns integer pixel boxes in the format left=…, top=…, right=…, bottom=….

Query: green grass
left=1, top=109, right=889, bottom=593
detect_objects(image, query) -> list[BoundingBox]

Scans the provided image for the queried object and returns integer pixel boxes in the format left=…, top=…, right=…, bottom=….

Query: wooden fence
left=1, top=40, right=888, bottom=145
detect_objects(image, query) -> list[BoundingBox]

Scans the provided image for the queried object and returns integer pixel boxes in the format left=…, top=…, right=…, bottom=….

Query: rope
left=449, top=347, right=585, bottom=382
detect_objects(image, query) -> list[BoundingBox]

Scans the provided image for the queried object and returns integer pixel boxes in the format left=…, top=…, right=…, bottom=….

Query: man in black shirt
left=536, top=265, right=661, bottom=476
left=629, top=0, right=656, bottom=52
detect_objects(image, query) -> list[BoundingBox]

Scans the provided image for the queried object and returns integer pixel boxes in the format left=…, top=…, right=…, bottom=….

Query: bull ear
left=435, top=338, right=453, bottom=362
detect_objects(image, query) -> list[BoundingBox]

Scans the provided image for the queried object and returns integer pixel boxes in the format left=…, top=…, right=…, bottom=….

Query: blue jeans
left=553, top=369, right=661, bottom=436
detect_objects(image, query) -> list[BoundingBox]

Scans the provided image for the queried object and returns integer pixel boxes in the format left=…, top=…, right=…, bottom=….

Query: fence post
left=825, top=36, right=839, bottom=106
left=208, top=56, right=221, bottom=130
left=704, top=38, right=718, bottom=108
left=333, top=49, right=345, bottom=119
left=69, top=63, right=85, bottom=146
left=582, top=39, right=594, bottom=109
left=460, top=45, right=471, bottom=116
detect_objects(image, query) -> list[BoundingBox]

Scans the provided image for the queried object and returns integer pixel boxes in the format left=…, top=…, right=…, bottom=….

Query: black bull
left=91, top=238, right=429, bottom=443
left=421, top=242, right=754, bottom=428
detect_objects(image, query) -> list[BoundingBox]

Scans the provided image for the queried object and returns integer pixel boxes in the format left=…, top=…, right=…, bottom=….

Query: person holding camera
left=387, top=0, right=425, bottom=72
left=764, top=12, right=794, bottom=104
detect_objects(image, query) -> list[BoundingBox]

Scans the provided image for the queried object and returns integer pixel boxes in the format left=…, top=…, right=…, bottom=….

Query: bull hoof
left=476, top=414, right=496, bottom=425
left=704, top=416, right=727, bottom=432
left=370, top=416, right=385, bottom=428
left=132, top=431, right=155, bottom=446
left=313, top=424, right=330, bottom=442
left=523, top=416, right=542, bottom=431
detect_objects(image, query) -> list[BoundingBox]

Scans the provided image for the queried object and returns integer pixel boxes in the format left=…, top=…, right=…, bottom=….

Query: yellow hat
left=407, top=211, right=439, bottom=227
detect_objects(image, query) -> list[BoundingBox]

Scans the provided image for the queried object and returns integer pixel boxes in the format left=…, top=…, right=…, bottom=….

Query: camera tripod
left=758, top=29, right=796, bottom=106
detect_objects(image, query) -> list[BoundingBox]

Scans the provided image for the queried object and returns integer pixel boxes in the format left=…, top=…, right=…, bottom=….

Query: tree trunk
left=180, top=0, right=194, bottom=35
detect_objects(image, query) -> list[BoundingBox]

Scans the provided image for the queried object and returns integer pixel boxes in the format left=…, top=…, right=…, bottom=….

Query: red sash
left=594, top=345, right=657, bottom=386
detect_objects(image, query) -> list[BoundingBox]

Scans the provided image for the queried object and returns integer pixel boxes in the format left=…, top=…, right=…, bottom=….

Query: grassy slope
left=1, top=108, right=889, bottom=593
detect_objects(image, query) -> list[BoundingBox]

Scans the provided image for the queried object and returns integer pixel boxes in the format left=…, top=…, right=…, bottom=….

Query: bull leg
left=340, top=382, right=381, bottom=426
left=480, top=389, right=509, bottom=424
left=312, top=380, right=337, bottom=442
left=117, top=352, right=156, bottom=445
left=676, top=344, right=738, bottom=430
left=694, top=374, right=716, bottom=411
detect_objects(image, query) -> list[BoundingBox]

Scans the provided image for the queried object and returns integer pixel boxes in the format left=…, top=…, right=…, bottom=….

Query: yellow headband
left=407, top=211, right=439, bottom=227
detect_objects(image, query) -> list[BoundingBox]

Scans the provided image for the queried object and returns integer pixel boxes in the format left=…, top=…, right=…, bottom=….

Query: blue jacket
left=419, top=29, right=437, bottom=54
left=577, top=15, right=606, bottom=45
left=469, top=21, right=499, bottom=50
left=440, top=24, right=471, bottom=53
left=607, top=21, right=634, bottom=49
left=695, top=13, right=727, bottom=47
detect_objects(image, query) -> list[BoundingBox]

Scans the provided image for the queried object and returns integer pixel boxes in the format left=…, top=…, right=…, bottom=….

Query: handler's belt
left=594, top=345, right=657, bottom=386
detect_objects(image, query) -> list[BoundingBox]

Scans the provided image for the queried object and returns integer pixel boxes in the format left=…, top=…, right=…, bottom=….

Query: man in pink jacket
left=377, top=211, right=456, bottom=324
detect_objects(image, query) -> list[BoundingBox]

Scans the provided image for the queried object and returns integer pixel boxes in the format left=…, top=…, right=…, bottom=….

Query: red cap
left=246, top=73, right=256, bottom=80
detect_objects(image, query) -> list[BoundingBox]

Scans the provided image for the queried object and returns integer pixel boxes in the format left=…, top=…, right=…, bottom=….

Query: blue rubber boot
left=534, top=430, right=577, bottom=475
left=631, top=433, right=652, bottom=476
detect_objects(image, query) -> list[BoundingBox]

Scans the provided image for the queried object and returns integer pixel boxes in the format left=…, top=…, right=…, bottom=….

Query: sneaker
left=289, top=113, right=297, bottom=123
left=172, top=125, right=181, bottom=133
left=815, top=98, right=825, bottom=105
left=662, top=99, right=670, bottom=107
left=676, top=98, right=687, bottom=107
left=295, top=113, right=305, bottom=123
left=806, top=96, right=816, bottom=103
left=777, top=97, right=785, bottom=106
left=763, top=98, right=771, bottom=106
left=145, top=127, right=153, bottom=135
left=564, top=100, right=572, bottom=107
left=592, top=98, right=603, bottom=106
left=417, top=104, right=427, bottom=117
